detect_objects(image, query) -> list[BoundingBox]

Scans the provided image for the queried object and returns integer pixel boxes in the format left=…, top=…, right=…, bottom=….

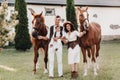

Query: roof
left=1, top=0, right=120, bottom=7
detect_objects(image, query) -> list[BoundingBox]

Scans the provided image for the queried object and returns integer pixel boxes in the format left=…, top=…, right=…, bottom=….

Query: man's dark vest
left=49, top=25, right=63, bottom=42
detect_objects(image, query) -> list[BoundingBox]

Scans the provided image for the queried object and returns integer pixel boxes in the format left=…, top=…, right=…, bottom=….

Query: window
left=93, top=14, right=98, bottom=18
left=45, top=8, right=55, bottom=16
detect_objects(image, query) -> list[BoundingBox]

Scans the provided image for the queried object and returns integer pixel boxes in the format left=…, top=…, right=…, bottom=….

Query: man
left=38, top=15, right=64, bottom=78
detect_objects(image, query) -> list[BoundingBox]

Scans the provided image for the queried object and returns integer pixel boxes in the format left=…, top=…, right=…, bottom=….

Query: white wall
left=8, top=5, right=120, bottom=36
left=27, top=5, right=66, bottom=33
left=87, top=7, right=120, bottom=35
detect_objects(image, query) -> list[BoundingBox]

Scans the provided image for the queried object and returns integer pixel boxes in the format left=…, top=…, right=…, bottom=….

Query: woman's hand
left=83, top=31, right=86, bottom=34
left=79, top=31, right=86, bottom=37
left=61, top=37, right=68, bottom=44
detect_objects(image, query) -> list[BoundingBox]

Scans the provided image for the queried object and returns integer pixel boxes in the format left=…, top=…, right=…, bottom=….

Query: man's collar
left=54, top=24, right=60, bottom=27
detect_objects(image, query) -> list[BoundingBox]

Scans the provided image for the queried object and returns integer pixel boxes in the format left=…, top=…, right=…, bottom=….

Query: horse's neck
left=39, top=24, right=46, bottom=30
left=80, top=25, right=85, bottom=32
left=38, top=24, right=47, bottom=36
left=80, top=21, right=85, bottom=31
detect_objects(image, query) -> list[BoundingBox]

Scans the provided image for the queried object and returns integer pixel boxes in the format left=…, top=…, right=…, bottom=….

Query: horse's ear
left=86, top=6, right=88, bottom=11
left=28, top=8, right=35, bottom=16
left=77, top=7, right=81, bottom=11
left=39, top=11, right=43, bottom=16
left=77, top=7, right=82, bottom=12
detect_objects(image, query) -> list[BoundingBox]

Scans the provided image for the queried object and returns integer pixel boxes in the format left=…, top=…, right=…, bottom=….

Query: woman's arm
left=61, top=36, right=68, bottom=44
left=79, top=31, right=86, bottom=37
left=75, top=30, right=86, bottom=38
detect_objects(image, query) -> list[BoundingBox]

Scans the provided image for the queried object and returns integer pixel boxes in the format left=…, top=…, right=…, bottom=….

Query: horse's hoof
left=44, top=69, right=48, bottom=74
left=87, top=65, right=90, bottom=69
left=96, top=65, right=99, bottom=70
left=33, top=72, right=36, bottom=75
left=33, top=69, right=36, bottom=74
left=83, top=73, right=87, bottom=76
left=32, top=72, right=36, bottom=75
left=36, top=65, right=40, bottom=69
left=94, top=72, right=98, bottom=76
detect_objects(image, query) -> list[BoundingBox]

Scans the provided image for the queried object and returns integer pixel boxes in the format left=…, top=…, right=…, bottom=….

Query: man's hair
left=56, top=15, right=61, bottom=19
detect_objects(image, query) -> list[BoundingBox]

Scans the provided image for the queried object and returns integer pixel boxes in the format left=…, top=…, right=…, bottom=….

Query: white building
left=1, top=0, right=120, bottom=40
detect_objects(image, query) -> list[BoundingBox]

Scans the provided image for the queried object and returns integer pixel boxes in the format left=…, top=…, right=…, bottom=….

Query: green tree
left=14, top=0, right=32, bottom=51
left=66, top=0, right=78, bottom=29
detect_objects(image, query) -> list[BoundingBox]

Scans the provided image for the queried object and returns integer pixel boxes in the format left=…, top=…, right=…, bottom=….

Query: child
left=50, top=26, right=62, bottom=51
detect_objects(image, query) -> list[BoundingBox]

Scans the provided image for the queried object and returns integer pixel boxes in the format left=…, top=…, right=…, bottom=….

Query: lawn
left=0, top=40, right=120, bottom=80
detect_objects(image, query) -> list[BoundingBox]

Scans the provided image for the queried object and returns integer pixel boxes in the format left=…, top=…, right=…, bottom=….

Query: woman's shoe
left=71, top=71, right=78, bottom=78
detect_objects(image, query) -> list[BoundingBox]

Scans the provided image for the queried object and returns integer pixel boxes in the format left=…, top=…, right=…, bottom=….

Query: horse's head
left=77, top=7, right=89, bottom=31
left=29, top=8, right=45, bottom=30
left=32, top=12, right=45, bottom=30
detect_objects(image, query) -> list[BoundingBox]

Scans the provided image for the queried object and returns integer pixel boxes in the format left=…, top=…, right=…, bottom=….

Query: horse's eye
left=80, top=14, right=83, bottom=16
left=87, top=14, right=89, bottom=16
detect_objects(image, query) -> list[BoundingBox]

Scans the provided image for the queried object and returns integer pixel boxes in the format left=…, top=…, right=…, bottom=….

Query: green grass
left=0, top=40, right=120, bottom=80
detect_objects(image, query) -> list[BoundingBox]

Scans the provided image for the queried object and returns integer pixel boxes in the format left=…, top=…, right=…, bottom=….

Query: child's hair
left=56, top=15, right=61, bottom=19
left=54, top=26, right=62, bottom=38
left=55, top=26, right=60, bottom=30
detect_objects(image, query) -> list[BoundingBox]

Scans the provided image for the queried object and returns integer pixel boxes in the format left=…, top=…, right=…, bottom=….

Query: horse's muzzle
left=32, top=30, right=38, bottom=39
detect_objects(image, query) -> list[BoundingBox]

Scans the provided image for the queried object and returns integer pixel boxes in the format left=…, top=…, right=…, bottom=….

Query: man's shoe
left=49, top=76, right=54, bottom=79
left=59, top=75, right=63, bottom=77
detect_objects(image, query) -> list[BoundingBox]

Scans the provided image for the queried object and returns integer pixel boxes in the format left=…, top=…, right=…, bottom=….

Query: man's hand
left=79, top=31, right=86, bottom=37
left=53, top=37, right=58, bottom=41
left=38, top=36, right=49, bottom=40
left=38, top=36, right=43, bottom=39
left=50, top=44, right=53, bottom=47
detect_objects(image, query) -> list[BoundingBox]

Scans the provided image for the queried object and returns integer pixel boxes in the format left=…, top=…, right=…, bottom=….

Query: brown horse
left=29, top=8, right=49, bottom=74
left=77, top=7, right=101, bottom=76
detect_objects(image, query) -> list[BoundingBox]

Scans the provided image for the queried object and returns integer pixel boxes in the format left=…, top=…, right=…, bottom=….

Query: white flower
left=0, top=0, right=19, bottom=47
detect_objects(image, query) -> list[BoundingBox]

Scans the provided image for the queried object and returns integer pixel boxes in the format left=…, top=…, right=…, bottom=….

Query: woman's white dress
left=65, top=31, right=80, bottom=64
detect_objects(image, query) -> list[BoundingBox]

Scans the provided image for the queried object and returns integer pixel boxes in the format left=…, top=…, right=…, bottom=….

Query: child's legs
left=56, top=47, right=63, bottom=76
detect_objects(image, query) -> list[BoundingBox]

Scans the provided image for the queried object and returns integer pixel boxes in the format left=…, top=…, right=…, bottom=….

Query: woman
left=62, top=21, right=86, bottom=78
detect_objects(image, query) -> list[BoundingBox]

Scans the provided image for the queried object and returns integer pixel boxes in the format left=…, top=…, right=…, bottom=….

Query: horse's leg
left=91, top=45, right=95, bottom=62
left=36, top=48, right=44, bottom=69
left=91, top=45, right=97, bottom=75
left=43, top=46, right=48, bottom=73
left=33, top=46, right=39, bottom=74
left=87, top=48, right=91, bottom=69
left=81, top=48, right=88, bottom=76
left=95, top=43, right=100, bottom=70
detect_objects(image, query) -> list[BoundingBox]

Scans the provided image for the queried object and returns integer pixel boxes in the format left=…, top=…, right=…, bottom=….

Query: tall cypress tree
left=66, top=0, right=78, bottom=29
left=14, top=0, right=32, bottom=51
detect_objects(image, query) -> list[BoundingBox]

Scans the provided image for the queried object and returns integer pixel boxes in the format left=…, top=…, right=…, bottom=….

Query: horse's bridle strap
left=83, top=18, right=89, bottom=22
left=33, top=27, right=39, bottom=31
